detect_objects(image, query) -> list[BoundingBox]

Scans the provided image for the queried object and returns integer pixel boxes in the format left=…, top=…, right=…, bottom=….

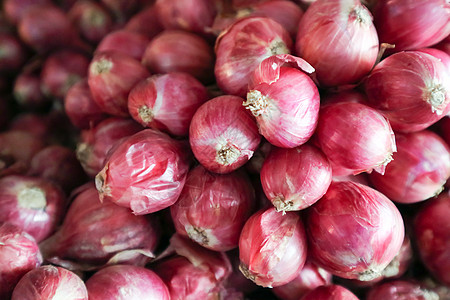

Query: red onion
left=300, top=284, right=359, bottom=300
left=239, top=207, right=308, bottom=287
left=96, top=129, right=190, bottom=215
left=41, top=49, right=90, bottom=99
left=417, top=48, right=450, bottom=72
left=366, top=280, right=439, bottom=300
left=272, top=260, right=333, bottom=300
left=414, top=193, right=450, bottom=285
left=245, top=54, right=319, bottom=148
left=64, top=79, right=108, bottom=130
left=232, top=0, right=270, bottom=8
left=28, top=145, right=88, bottom=193
left=369, top=130, right=450, bottom=204
left=88, top=51, right=150, bottom=117
left=76, top=117, right=142, bottom=177
left=11, top=265, right=88, bottom=300
left=9, top=113, right=51, bottom=141
left=306, top=181, right=405, bottom=281
left=13, top=71, right=50, bottom=110
left=364, top=51, right=450, bottom=132
left=315, top=101, right=396, bottom=176
left=40, top=184, right=160, bottom=269
left=142, top=30, right=215, bottom=84
left=0, top=175, right=65, bottom=242
left=100, top=0, right=144, bottom=21
left=0, top=130, right=45, bottom=176
left=68, top=0, right=113, bottom=44
left=0, top=222, right=42, bottom=299
left=3, top=0, right=52, bottom=24
left=223, top=249, right=259, bottom=295
left=155, top=0, right=217, bottom=35
left=215, top=17, right=292, bottom=97
left=436, top=36, right=450, bottom=56
left=260, top=144, right=331, bottom=212
left=128, top=72, right=208, bottom=136
left=295, top=0, right=379, bottom=87
left=0, top=33, right=27, bottom=74
left=189, top=95, right=261, bottom=173
left=153, top=234, right=232, bottom=300
left=438, top=116, right=450, bottom=146
left=171, top=165, right=255, bottom=251
left=96, top=29, right=150, bottom=61
left=373, top=0, right=450, bottom=52
left=17, top=4, right=85, bottom=53
left=86, top=265, right=170, bottom=300
left=125, top=6, right=164, bottom=39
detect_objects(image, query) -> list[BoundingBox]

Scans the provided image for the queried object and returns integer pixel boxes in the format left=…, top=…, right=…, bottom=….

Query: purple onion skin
left=300, top=284, right=359, bottom=300
left=366, top=280, right=440, bottom=300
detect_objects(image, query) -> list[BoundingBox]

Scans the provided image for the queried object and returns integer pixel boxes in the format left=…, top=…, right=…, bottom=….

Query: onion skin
left=215, top=17, right=292, bottom=97
left=0, top=222, right=42, bottom=299
left=239, top=207, right=308, bottom=288
left=88, top=51, right=150, bottom=117
left=128, top=72, right=209, bottom=136
left=86, top=265, right=170, bottom=300
left=76, top=117, right=142, bottom=178
left=300, top=284, right=359, bottom=300
left=0, top=175, right=65, bottom=242
left=417, top=48, right=450, bottom=72
left=272, top=260, right=333, bottom=300
left=13, top=72, right=50, bottom=110
left=369, top=130, right=450, bottom=204
left=295, top=0, right=379, bottom=87
left=414, top=193, right=450, bottom=285
left=3, top=0, right=52, bottom=24
left=373, top=0, right=450, bottom=52
left=260, top=144, right=332, bottom=212
left=64, top=79, right=108, bottom=130
left=171, top=165, right=255, bottom=251
left=11, top=265, right=88, bottom=300
left=40, top=184, right=160, bottom=269
left=189, top=95, right=261, bottom=174
left=245, top=55, right=319, bottom=148
left=41, top=49, right=90, bottom=99
left=366, top=280, right=440, bottom=300
left=95, top=129, right=190, bottom=215
left=306, top=181, right=405, bottom=281
left=0, top=33, right=28, bottom=74
left=364, top=51, right=450, bottom=132
left=315, top=102, right=396, bottom=175
left=96, top=29, right=150, bottom=61
left=142, top=30, right=214, bottom=84
left=124, top=6, right=164, bottom=39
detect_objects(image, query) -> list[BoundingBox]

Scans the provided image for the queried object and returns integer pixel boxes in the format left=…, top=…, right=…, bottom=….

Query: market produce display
left=0, top=0, right=449, bottom=299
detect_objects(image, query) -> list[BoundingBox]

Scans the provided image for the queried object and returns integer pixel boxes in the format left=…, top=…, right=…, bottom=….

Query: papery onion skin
left=95, top=129, right=190, bottom=215
left=64, top=79, right=108, bottom=130
left=76, top=117, right=142, bottom=178
left=0, top=175, right=65, bottom=242
left=366, top=280, right=440, bottom=300
left=189, top=95, right=261, bottom=174
left=215, top=17, right=292, bottom=97
left=245, top=56, right=320, bottom=148
left=414, top=193, right=450, bottom=285
left=300, top=284, right=359, bottom=300
left=142, top=30, right=214, bottom=84
left=239, top=207, right=308, bottom=288
left=128, top=72, right=209, bottom=136
left=417, top=48, right=450, bottom=72
left=306, top=181, right=405, bottom=281
left=86, top=265, right=170, bottom=300
left=315, top=102, right=396, bottom=175
left=272, top=260, right=333, bottom=300
left=0, top=222, right=42, bottom=299
left=96, top=29, right=150, bottom=61
left=171, top=165, right=255, bottom=251
left=364, top=51, right=450, bottom=132
left=11, top=265, right=88, bottom=300
left=369, top=130, right=450, bottom=204
left=373, top=0, right=450, bottom=52
left=88, top=51, right=150, bottom=117
left=260, top=144, right=332, bottom=212
left=40, top=184, right=160, bottom=268
left=295, top=0, right=379, bottom=87
left=124, top=6, right=164, bottom=39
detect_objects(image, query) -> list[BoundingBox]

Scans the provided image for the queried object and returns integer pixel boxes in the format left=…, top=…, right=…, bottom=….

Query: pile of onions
left=366, top=280, right=440, bottom=300
left=364, top=51, right=450, bottom=132
left=295, top=0, right=378, bottom=87
left=300, top=284, right=359, bottom=300
left=96, top=29, right=150, bottom=61
left=306, top=181, right=405, bottom=281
